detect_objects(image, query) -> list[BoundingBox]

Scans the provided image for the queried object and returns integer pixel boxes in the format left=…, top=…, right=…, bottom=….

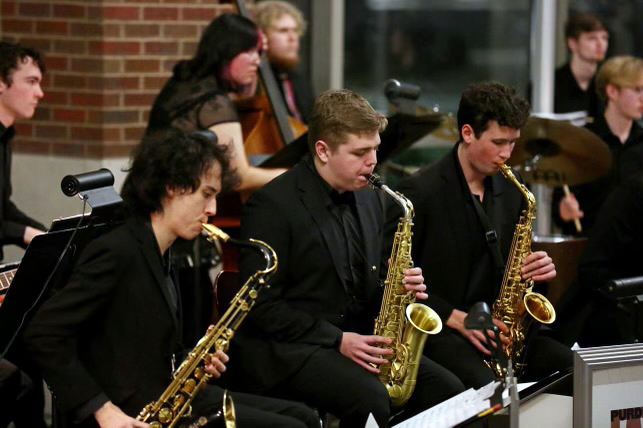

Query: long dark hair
left=173, top=14, right=259, bottom=83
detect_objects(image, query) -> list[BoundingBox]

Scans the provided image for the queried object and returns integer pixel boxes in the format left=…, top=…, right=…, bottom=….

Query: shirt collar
left=304, top=154, right=356, bottom=208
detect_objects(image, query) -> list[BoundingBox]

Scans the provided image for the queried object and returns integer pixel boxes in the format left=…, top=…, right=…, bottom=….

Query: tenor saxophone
left=137, top=224, right=278, bottom=428
left=369, top=174, right=442, bottom=407
left=487, top=165, right=556, bottom=378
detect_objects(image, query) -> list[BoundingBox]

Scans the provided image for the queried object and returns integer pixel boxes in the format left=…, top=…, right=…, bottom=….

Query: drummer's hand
left=521, top=251, right=556, bottom=282
left=559, top=193, right=584, bottom=222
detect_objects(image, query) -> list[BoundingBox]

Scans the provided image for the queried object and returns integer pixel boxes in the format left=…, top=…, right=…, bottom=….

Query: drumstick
left=562, top=184, right=582, bottom=233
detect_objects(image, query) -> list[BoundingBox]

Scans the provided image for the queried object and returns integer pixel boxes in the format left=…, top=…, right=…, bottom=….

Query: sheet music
left=392, top=381, right=500, bottom=428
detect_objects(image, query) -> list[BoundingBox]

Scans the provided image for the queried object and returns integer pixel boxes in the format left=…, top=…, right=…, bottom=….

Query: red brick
left=18, top=2, right=51, bottom=17
left=124, top=126, right=146, bottom=141
left=143, top=7, right=179, bottom=20
left=42, top=91, right=69, bottom=105
left=52, top=143, right=85, bottom=157
left=35, top=125, right=68, bottom=139
left=124, top=24, right=159, bottom=38
left=124, top=59, right=161, bottom=73
left=145, top=42, right=179, bottom=56
left=18, top=38, right=51, bottom=54
left=36, top=21, right=69, bottom=35
left=88, top=41, right=140, bottom=56
left=144, top=76, right=169, bottom=90
left=87, top=110, right=139, bottom=124
left=163, top=24, right=198, bottom=38
left=33, top=107, right=51, bottom=121
left=163, top=59, right=178, bottom=73
left=124, top=93, right=157, bottom=107
left=71, top=93, right=120, bottom=108
left=54, top=40, right=87, bottom=55
left=45, top=56, right=69, bottom=72
left=103, top=24, right=122, bottom=38
left=13, top=123, right=33, bottom=137
left=182, top=42, right=198, bottom=56
left=88, top=76, right=140, bottom=91
left=1, top=19, right=34, bottom=33
left=71, top=126, right=121, bottom=142
left=2, top=2, right=16, bottom=16
left=54, top=74, right=87, bottom=89
left=182, top=7, right=219, bottom=21
left=101, top=6, right=140, bottom=20
left=13, top=140, right=50, bottom=155
left=88, top=144, right=134, bottom=158
left=53, top=4, right=86, bottom=19
left=53, top=109, right=86, bottom=123
left=70, top=23, right=102, bottom=37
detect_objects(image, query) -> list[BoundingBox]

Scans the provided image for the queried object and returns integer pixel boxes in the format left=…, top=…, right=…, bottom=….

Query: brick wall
left=1, top=0, right=241, bottom=159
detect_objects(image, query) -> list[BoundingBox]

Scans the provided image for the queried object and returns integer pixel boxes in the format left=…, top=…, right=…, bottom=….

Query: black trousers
left=424, top=327, right=574, bottom=388
left=194, top=386, right=320, bottom=428
left=264, top=347, right=464, bottom=428
left=0, top=359, right=47, bottom=428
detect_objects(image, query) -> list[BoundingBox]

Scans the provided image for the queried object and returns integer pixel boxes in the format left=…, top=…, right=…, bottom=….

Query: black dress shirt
left=554, top=63, right=599, bottom=117
left=304, top=156, right=368, bottom=325
left=0, top=123, right=46, bottom=259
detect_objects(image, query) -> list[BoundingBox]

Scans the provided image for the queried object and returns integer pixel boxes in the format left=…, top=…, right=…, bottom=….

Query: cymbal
left=508, top=117, right=612, bottom=186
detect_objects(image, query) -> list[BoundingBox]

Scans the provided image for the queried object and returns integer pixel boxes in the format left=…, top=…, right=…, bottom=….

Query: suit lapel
left=295, top=164, right=349, bottom=292
left=128, top=219, right=180, bottom=330
left=355, top=190, right=378, bottom=288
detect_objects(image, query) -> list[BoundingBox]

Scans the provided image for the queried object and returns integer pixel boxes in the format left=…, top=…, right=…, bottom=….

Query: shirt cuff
left=73, top=393, right=110, bottom=424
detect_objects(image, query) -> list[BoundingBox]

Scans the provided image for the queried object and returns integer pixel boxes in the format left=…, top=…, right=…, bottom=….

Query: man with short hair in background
left=255, top=1, right=315, bottom=124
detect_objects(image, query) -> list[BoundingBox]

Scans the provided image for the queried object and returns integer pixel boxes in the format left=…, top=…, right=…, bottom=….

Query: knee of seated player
left=341, top=378, right=391, bottom=422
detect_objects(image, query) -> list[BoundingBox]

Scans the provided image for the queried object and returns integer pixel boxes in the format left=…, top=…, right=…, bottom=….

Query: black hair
left=0, top=40, right=46, bottom=86
left=565, top=13, right=607, bottom=40
left=172, top=14, right=259, bottom=85
left=457, top=81, right=531, bottom=140
left=121, top=128, right=239, bottom=218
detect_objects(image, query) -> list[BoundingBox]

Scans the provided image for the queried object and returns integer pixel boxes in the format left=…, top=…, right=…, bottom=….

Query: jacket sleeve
left=22, top=237, right=127, bottom=418
left=1, top=199, right=47, bottom=247
left=239, top=189, right=343, bottom=348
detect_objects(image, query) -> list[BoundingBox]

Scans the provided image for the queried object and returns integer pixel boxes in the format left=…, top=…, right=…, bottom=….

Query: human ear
left=315, top=140, right=330, bottom=163
left=461, top=124, right=475, bottom=144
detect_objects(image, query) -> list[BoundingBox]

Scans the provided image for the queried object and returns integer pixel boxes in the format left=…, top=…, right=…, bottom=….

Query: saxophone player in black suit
left=384, top=82, right=573, bottom=388
left=23, top=129, right=318, bottom=428
left=228, top=89, right=464, bottom=428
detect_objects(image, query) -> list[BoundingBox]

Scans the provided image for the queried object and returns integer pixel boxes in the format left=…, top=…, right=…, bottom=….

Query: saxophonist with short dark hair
left=23, top=129, right=318, bottom=428
left=384, top=82, right=573, bottom=389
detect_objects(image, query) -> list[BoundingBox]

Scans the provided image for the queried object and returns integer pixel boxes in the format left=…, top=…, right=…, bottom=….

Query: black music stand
left=601, top=276, right=643, bottom=341
left=0, top=170, right=123, bottom=358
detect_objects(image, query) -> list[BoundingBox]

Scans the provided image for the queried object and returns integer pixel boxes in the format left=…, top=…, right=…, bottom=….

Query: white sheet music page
left=392, top=381, right=500, bottom=428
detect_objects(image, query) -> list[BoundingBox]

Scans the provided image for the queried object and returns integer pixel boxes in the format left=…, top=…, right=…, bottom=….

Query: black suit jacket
left=23, top=217, right=182, bottom=421
left=384, top=146, right=525, bottom=321
left=231, top=159, right=385, bottom=389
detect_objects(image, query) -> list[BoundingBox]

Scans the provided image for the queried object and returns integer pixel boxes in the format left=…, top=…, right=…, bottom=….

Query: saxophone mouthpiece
left=201, top=223, right=230, bottom=243
left=368, top=174, right=384, bottom=189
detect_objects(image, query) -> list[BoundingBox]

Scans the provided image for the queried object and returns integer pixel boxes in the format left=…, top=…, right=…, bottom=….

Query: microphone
left=464, top=301, right=495, bottom=330
left=384, top=79, right=421, bottom=102
left=61, top=168, right=114, bottom=197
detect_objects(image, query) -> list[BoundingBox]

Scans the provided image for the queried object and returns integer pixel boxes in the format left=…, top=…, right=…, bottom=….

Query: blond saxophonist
left=227, top=90, right=464, bottom=428
left=384, top=82, right=573, bottom=388
left=23, top=129, right=317, bottom=428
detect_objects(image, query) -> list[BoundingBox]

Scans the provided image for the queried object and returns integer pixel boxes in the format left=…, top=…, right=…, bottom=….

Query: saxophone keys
left=158, top=407, right=173, bottom=424
left=194, top=366, right=205, bottom=379
left=182, top=378, right=197, bottom=394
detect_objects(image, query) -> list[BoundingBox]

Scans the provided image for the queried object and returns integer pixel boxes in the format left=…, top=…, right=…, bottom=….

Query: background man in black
left=0, top=41, right=47, bottom=259
left=229, top=89, right=464, bottom=427
left=386, top=82, right=573, bottom=388
left=0, top=40, right=48, bottom=428
left=24, top=129, right=318, bottom=428
left=555, top=55, right=643, bottom=236
left=554, top=13, right=608, bottom=116
left=255, top=1, right=315, bottom=124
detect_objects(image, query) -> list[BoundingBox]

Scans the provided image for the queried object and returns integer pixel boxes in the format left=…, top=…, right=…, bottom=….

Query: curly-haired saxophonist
left=23, top=129, right=318, bottom=428
left=384, top=82, right=574, bottom=389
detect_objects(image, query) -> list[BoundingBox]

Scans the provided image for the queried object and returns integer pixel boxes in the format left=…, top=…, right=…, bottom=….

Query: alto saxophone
left=369, top=174, right=442, bottom=407
left=487, top=165, right=556, bottom=378
left=137, top=223, right=278, bottom=428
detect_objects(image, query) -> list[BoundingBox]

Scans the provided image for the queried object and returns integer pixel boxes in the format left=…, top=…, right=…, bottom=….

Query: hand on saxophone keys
left=95, top=401, right=150, bottom=428
left=339, top=332, right=393, bottom=374
left=520, top=251, right=556, bottom=282
left=402, top=267, right=428, bottom=300
left=204, top=349, right=230, bottom=378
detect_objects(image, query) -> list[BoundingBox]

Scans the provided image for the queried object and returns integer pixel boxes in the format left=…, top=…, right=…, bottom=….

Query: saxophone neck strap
left=469, top=192, right=505, bottom=274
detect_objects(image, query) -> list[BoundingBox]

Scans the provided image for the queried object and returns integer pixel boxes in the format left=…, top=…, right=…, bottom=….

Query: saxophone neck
left=368, top=174, right=414, bottom=219
left=499, top=164, right=536, bottom=213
